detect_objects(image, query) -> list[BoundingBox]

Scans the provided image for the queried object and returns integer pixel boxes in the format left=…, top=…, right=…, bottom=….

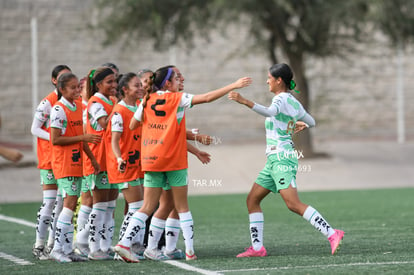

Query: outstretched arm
left=229, top=91, right=280, bottom=117
left=186, top=130, right=212, bottom=145
left=228, top=91, right=254, bottom=109
left=191, top=77, right=252, bottom=106
left=187, top=142, right=211, bottom=164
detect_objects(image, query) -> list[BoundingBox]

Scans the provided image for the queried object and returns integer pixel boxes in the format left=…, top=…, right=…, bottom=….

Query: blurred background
left=0, top=0, right=413, bottom=202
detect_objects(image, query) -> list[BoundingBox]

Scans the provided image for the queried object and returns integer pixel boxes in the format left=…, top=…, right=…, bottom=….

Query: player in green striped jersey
left=229, top=63, right=344, bottom=257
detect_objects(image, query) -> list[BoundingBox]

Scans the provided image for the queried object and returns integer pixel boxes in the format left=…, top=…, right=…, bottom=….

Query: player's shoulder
left=52, top=103, right=64, bottom=113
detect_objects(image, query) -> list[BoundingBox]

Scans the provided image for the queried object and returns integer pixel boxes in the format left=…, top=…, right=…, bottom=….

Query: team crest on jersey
left=47, top=171, right=54, bottom=180
left=101, top=175, right=108, bottom=185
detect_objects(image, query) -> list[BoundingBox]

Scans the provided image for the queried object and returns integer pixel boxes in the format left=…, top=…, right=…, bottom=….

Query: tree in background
left=94, top=0, right=411, bottom=155
left=368, top=0, right=414, bottom=143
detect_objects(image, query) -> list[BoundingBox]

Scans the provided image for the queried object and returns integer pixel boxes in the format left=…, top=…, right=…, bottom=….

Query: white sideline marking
left=217, top=261, right=414, bottom=273
left=0, top=214, right=36, bottom=228
left=0, top=215, right=36, bottom=266
left=165, top=260, right=223, bottom=275
left=0, top=252, right=33, bottom=266
left=0, top=214, right=219, bottom=274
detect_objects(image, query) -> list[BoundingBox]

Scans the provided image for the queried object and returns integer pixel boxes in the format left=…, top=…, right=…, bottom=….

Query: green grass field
left=1, top=188, right=414, bottom=274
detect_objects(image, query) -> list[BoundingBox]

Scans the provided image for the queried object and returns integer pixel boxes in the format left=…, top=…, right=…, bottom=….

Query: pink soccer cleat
left=236, top=246, right=267, bottom=258
left=328, top=229, right=344, bottom=255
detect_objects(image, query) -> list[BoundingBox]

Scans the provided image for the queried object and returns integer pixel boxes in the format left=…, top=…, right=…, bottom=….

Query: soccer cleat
left=73, top=242, right=90, bottom=257
left=236, top=246, right=267, bottom=258
left=66, top=251, right=88, bottom=262
left=45, top=244, right=53, bottom=256
left=50, top=249, right=72, bottom=263
left=143, top=248, right=170, bottom=261
left=32, top=244, right=50, bottom=260
left=102, top=246, right=115, bottom=257
left=164, top=248, right=185, bottom=260
left=113, top=253, right=126, bottom=262
left=114, top=244, right=140, bottom=263
left=88, top=249, right=113, bottom=261
left=328, top=229, right=344, bottom=255
left=131, top=243, right=146, bottom=260
left=185, top=250, right=197, bottom=261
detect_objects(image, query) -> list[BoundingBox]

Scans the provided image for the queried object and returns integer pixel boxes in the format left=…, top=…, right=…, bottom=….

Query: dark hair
left=141, top=66, right=175, bottom=110
left=269, top=63, right=293, bottom=88
left=51, top=65, right=71, bottom=87
left=86, top=67, right=114, bottom=99
left=117, top=72, right=137, bottom=98
left=56, top=72, right=77, bottom=100
left=153, top=66, right=175, bottom=91
left=137, top=69, right=153, bottom=78
left=101, top=62, right=119, bottom=73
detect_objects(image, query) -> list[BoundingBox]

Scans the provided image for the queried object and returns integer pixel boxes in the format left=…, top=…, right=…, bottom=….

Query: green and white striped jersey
left=253, top=92, right=307, bottom=156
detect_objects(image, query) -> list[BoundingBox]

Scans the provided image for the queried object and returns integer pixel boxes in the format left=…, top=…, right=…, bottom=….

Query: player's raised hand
left=228, top=91, right=244, bottom=104
left=233, top=77, right=252, bottom=89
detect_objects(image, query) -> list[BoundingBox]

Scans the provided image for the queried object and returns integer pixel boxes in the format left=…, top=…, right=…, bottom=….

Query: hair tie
left=159, top=68, right=173, bottom=89
left=290, top=80, right=300, bottom=93
left=89, top=69, right=96, bottom=88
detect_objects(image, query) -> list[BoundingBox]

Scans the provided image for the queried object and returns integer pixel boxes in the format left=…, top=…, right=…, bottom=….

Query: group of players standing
left=31, top=63, right=251, bottom=263
left=31, top=61, right=344, bottom=264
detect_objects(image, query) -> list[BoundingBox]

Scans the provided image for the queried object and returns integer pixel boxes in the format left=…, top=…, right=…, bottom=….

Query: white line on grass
left=0, top=214, right=220, bottom=274
left=165, top=260, right=223, bottom=275
left=0, top=214, right=36, bottom=228
left=0, top=252, right=33, bottom=266
left=217, top=261, right=414, bottom=273
left=0, top=215, right=36, bottom=266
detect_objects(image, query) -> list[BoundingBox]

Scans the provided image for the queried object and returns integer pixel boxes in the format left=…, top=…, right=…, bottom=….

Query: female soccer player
left=114, top=66, right=251, bottom=262
left=83, top=67, right=118, bottom=260
left=49, top=72, right=100, bottom=262
left=31, top=65, right=71, bottom=260
left=137, top=65, right=212, bottom=261
left=228, top=63, right=344, bottom=257
left=73, top=76, right=95, bottom=256
left=106, top=72, right=146, bottom=258
left=137, top=69, right=154, bottom=95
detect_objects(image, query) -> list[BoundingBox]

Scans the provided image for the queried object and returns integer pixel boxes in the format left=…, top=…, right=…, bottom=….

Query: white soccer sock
left=77, top=205, right=92, bottom=231
left=53, top=207, right=73, bottom=252
left=303, top=206, right=335, bottom=238
left=47, top=191, right=63, bottom=247
left=88, top=202, right=107, bottom=253
left=75, top=205, right=92, bottom=244
left=119, top=211, right=148, bottom=248
left=133, top=201, right=145, bottom=245
left=119, top=201, right=142, bottom=242
left=147, top=217, right=166, bottom=250
left=63, top=224, right=74, bottom=255
left=165, top=218, right=181, bottom=253
left=249, top=212, right=264, bottom=251
left=178, top=211, right=194, bottom=254
left=119, top=210, right=133, bottom=242
left=35, top=189, right=57, bottom=247
left=101, top=200, right=116, bottom=252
